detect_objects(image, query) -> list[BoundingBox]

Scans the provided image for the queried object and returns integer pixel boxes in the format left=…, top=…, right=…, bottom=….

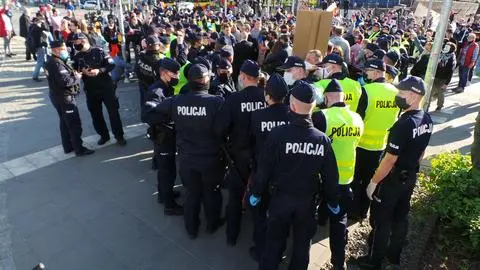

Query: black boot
left=164, top=202, right=184, bottom=216
left=97, top=136, right=110, bottom=145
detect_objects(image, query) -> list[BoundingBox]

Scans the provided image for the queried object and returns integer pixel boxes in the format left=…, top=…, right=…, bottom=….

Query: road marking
left=0, top=123, right=147, bottom=183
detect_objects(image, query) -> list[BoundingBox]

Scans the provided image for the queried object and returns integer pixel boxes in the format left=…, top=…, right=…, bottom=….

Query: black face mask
left=219, top=73, right=229, bottom=83
left=74, top=43, right=84, bottom=51
left=189, top=81, right=210, bottom=91
left=169, top=78, right=179, bottom=86
left=394, top=96, right=410, bottom=110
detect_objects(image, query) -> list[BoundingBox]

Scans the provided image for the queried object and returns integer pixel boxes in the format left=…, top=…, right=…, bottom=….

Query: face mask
left=314, top=90, right=324, bottom=105
left=169, top=78, right=179, bottom=86
left=305, top=61, right=315, bottom=71
left=219, top=73, right=229, bottom=83
left=363, top=72, right=373, bottom=84
left=442, top=44, right=451, bottom=54
left=394, top=96, right=409, bottom=110
left=237, top=77, right=245, bottom=91
left=283, top=71, right=295, bottom=86
left=59, top=50, right=69, bottom=61
left=358, top=76, right=366, bottom=86
left=74, top=43, right=84, bottom=51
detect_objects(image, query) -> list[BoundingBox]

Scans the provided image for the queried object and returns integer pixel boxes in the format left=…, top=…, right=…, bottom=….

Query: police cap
left=72, top=32, right=88, bottom=40
left=159, top=36, right=170, bottom=45
left=158, top=58, right=181, bottom=73
left=188, top=64, right=211, bottom=80
left=217, top=58, right=232, bottom=70
left=278, top=56, right=306, bottom=70
left=373, top=49, right=386, bottom=59
left=321, top=53, right=344, bottom=66
left=50, top=40, right=65, bottom=49
left=385, top=51, right=399, bottom=65
left=386, top=65, right=399, bottom=78
left=146, top=35, right=160, bottom=46
left=291, top=81, right=316, bottom=104
left=193, top=56, right=212, bottom=71
left=265, top=73, right=288, bottom=101
left=324, top=79, right=343, bottom=93
left=373, top=22, right=381, bottom=27
left=240, top=60, right=260, bottom=78
left=220, top=45, right=234, bottom=58
left=395, top=76, right=426, bottom=96
left=364, top=59, right=386, bottom=71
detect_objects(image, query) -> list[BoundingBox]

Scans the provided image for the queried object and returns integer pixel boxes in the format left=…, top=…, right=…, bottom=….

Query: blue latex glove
left=327, top=203, right=340, bottom=215
left=249, top=195, right=261, bottom=206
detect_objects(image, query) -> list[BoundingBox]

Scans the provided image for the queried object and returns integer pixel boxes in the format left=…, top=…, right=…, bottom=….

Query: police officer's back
left=249, top=81, right=340, bottom=270
left=146, top=64, right=225, bottom=239
left=355, top=76, right=433, bottom=269
left=46, top=41, right=94, bottom=156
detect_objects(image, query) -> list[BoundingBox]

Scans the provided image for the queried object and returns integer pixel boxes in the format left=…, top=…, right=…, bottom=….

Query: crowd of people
left=1, top=0, right=478, bottom=269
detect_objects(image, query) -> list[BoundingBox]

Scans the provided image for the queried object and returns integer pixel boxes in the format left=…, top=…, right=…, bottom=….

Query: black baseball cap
left=386, top=65, right=399, bottom=78
left=240, top=60, right=260, bottom=78
left=265, top=73, right=288, bottom=100
left=278, top=56, right=306, bottom=70
left=158, top=58, right=181, bottom=73
left=72, top=32, right=88, bottom=40
left=188, top=64, right=211, bottom=80
left=146, top=35, right=160, bottom=46
left=396, top=76, right=426, bottom=96
left=324, top=79, right=343, bottom=93
left=364, top=59, right=386, bottom=71
left=50, top=40, right=65, bottom=49
left=321, top=53, right=344, bottom=65
left=291, top=81, right=316, bottom=104
left=217, top=58, right=232, bottom=70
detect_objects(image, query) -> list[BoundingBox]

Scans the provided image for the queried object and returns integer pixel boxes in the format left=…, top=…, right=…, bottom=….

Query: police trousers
left=350, top=148, right=383, bottom=219
left=329, top=185, right=353, bottom=269
left=260, top=195, right=317, bottom=270
left=85, top=87, right=124, bottom=139
left=226, top=149, right=251, bottom=243
left=154, top=132, right=176, bottom=207
left=49, top=93, right=84, bottom=153
left=367, top=170, right=416, bottom=265
left=250, top=191, right=270, bottom=260
left=179, top=154, right=224, bottom=236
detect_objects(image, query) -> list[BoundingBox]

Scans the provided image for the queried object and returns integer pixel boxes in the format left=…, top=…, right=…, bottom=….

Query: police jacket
left=135, top=50, right=162, bottom=88
left=72, top=47, right=115, bottom=92
left=215, top=85, right=266, bottom=152
left=149, top=90, right=225, bottom=157
left=250, top=113, right=340, bottom=205
left=46, top=55, right=81, bottom=97
left=209, top=76, right=237, bottom=98
left=143, top=79, right=175, bottom=125
left=250, top=103, right=290, bottom=161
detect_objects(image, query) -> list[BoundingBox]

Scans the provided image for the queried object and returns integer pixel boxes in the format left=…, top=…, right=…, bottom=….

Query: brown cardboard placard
left=293, top=10, right=333, bottom=59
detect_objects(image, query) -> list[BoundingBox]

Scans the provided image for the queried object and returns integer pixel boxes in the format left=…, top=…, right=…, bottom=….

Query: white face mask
left=283, top=71, right=296, bottom=86
left=442, top=44, right=451, bottom=54
left=305, top=61, right=316, bottom=71
left=237, top=77, right=245, bottom=91
left=314, top=89, right=324, bottom=105
left=315, top=67, right=329, bottom=79
left=323, top=65, right=333, bottom=78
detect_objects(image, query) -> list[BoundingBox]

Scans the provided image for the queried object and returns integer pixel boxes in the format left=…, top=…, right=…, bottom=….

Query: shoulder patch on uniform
left=389, top=142, right=399, bottom=149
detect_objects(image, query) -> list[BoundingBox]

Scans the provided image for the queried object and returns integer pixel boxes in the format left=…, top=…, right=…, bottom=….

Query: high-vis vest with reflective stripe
left=313, top=78, right=362, bottom=112
left=323, top=107, right=364, bottom=185
left=368, top=31, right=381, bottom=41
left=358, top=82, right=400, bottom=151
left=173, top=62, right=189, bottom=95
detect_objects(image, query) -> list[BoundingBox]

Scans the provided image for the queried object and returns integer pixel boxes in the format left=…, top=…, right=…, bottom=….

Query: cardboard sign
left=293, top=10, right=333, bottom=58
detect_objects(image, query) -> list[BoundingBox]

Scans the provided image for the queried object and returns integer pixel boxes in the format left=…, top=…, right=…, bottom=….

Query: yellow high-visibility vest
left=313, top=78, right=362, bottom=112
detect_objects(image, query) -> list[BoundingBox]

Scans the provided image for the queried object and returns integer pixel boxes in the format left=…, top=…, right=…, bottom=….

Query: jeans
left=458, top=65, right=470, bottom=88
left=32, top=47, right=46, bottom=79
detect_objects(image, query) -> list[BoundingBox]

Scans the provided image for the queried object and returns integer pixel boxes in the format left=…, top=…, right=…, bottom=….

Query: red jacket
left=462, top=41, right=479, bottom=67
left=0, top=8, right=7, bottom=38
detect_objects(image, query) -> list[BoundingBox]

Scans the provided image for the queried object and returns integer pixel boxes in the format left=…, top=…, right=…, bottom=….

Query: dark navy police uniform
left=215, top=60, right=266, bottom=245
left=73, top=42, right=125, bottom=142
left=250, top=82, right=340, bottom=270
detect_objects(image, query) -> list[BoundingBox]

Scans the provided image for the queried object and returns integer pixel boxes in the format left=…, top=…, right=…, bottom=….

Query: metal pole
left=224, top=0, right=227, bottom=17
left=423, top=0, right=452, bottom=111
left=118, top=0, right=127, bottom=65
left=425, top=0, right=434, bottom=29
left=291, top=0, right=295, bottom=14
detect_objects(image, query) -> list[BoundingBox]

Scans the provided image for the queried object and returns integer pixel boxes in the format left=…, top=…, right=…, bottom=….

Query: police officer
left=354, top=76, right=433, bottom=269
left=249, top=81, right=340, bottom=270
left=72, top=33, right=127, bottom=146
left=248, top=73, right=290, bottom=261
left=312, top=79, right=364, bottom=270
left=216, top=60, right=266, bottom=246
left=278, top=56, right=308, bottom=87
left=135, top=35, right=165, bottom=116
left=46, top=41, right=94, bottom=156
left=143, top=58, right=183, bottom=215
left=145, top=64, right=225, bottom=239
left=313, top=54, right=362, bottom=112
left=209, top=58, right=237, bottom=98
left=350, top=59, right=400, bottom=220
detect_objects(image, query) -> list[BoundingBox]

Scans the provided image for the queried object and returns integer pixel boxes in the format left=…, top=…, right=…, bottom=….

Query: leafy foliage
left=420, top=152, right=480, bottom=254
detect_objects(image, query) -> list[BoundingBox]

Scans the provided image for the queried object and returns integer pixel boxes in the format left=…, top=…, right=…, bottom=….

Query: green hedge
left=420, top=152, right=480, bottom=254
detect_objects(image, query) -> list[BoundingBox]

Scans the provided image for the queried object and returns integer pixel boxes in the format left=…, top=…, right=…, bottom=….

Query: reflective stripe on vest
left=173, top=62, right=189, bottom=95
left=313, top=78, right=362, bottom=112
left=322, top=107, right=364, bottom=185
left=358, top=82, right=400, bottom=151
left=368, top=31, right=380, bottom=41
